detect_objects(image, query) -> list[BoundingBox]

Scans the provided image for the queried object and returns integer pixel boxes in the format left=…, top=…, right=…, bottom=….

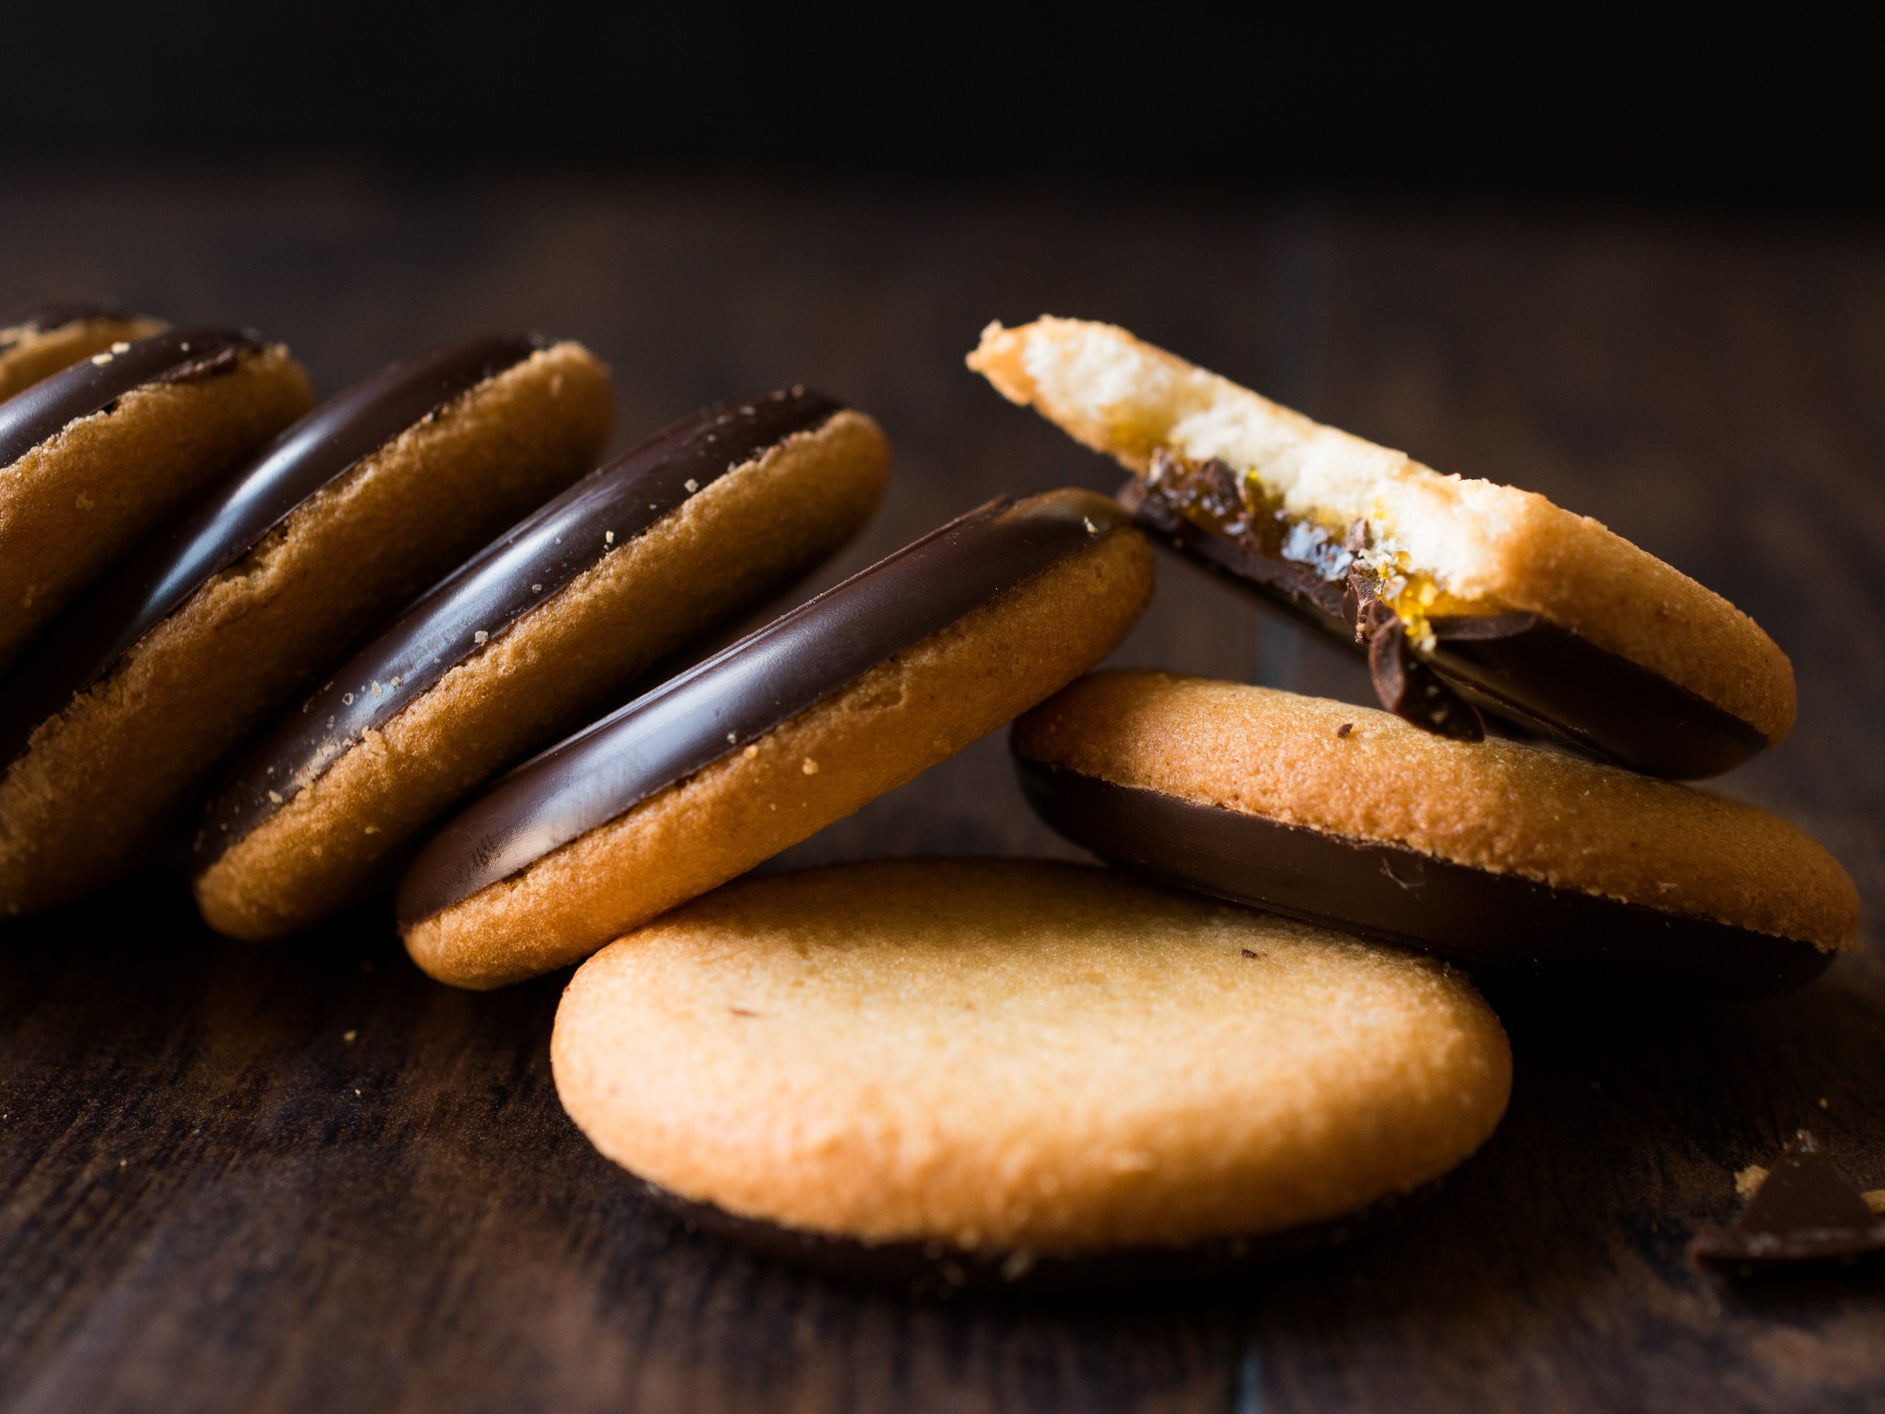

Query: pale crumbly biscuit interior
left=970, top=316, right=1794, bottom=743
left=0, top=344, right=315, bottom=665
left=195, top=410, right=891, bottom=939
left=403, top=526, right=1155, bottom=990
left=0, top=315, right=168, bottom=401
left=552, top=859, right=1513, bottom=1252
left=1013, top=670, right=1859, bottom=950
left=0, top=342, right=612, bottom=915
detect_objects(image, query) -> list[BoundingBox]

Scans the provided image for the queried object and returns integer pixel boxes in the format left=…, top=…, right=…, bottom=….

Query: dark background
left=1, top=6, right=1872, bottom=209
left=5, top=12, right=1885, bottom=1414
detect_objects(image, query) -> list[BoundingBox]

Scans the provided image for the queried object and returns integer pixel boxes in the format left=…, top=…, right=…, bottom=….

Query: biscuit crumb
left=801, top=758, right=820, bottom=775
left=1735, top=1164, right=1769, bottom=1199
left=267, top=789, right=283, bottom=804
left=531, top=582, right=543, bottom=592
left=343, top=1030, right=357, bottom=1044
left=1820, top=1098, right=1830, bottom=1109
left=90, top=352, right=112, bottom=365
left=110, top=341, right=130, bottom=354
left=342, top=692, right=354, bottom=705
left=1337, top=722, right=1353, bottom=738
left=474, top=630, right=489, bottom=645
left=605, top=530, right=615, bottom=545
left=726, top=732, right=737, bottom=744
left=684, top=478, right=699, bottom=493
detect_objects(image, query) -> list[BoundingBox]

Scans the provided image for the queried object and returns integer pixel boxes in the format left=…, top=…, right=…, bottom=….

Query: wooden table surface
left=1, top=165, right=1881, bottom=1413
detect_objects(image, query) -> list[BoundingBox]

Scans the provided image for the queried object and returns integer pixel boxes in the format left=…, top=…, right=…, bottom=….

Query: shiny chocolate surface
left=396, top=488, right=1128, bottom=925
left=196, top=388, right=842, bottom=863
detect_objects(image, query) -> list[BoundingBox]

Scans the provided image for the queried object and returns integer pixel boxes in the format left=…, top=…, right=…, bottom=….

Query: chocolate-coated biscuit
left=0, top=325, right=314, bottom=666
left=1012, top=671, right=1860, bottom=996
left=0, top=301, right=167, bottom=400
left=193, top=389, right=890, bottom=939
left=0, top=334, right=611, bottom=916
left=552, top=859, right=1512, bottom=1275
left=398, top=487, right=1154, bottom=989
left=970, top=317, right=1793, bottom=778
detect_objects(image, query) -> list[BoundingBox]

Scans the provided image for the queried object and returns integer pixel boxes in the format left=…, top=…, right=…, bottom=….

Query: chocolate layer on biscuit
left=196, top=388, right=843, bottom=865
left=1015, top=761, right=1833, bottom=997
left=0, top=326, right=259, bottom=468
left=397, top=488, right=1129, bottom=926
left=644, top=1176, right=1436, bottom=1295
left=0, top=334, right=543, bottom=769
left=1121, top=462, right=1767, bottom=779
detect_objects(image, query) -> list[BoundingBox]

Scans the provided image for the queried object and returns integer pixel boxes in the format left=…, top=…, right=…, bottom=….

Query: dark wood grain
left=1, top=165, right=1881, bottom=1413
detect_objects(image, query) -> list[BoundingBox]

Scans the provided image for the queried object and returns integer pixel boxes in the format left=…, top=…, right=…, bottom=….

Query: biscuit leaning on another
left=194, top=389, right=890, bottom=938
left=970, top=316, right=1793, bottom=779
left=1013, top=670, right=1860, bottom=996
left=398, top=487, right=1154, bottom=989
left=0, top=324, right=314, bottom=666
left=552, top=859, right=1513, bottom=1288
left=0, top=334, right=611, bottom=916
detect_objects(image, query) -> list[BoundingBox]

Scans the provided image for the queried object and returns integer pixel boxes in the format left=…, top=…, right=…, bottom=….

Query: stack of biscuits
left=0, top=302, right=1860, bottom=1289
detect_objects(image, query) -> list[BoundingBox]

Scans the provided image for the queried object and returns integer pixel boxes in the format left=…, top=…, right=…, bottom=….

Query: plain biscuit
left=552, top=859, right=1514, bottom=1255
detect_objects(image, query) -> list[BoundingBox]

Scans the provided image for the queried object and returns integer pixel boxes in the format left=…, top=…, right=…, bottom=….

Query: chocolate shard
left=1692, top=1131, right=1885, bottom=1268
left=1367, top=617, right=1485, bottom=742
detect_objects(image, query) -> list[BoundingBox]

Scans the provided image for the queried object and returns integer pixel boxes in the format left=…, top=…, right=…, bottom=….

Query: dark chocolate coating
left=0, top=326, right=258, bottom=469
left=1119, top=476, right=1768, bottom=779
left=196, top=388, right=843, bottom=865
left=0, top=334, right=543, bottom=770
left=1692, top=1132, right=1885, bottom=1267
left=645, top=1177, right=1437, bottom=1295
left=396, top=488, right=1129, bottom=926
left=1014, top=761, right=1834, bottom=998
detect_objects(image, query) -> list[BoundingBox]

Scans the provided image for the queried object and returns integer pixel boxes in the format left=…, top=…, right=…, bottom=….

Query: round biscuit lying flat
left=398, top=487, right=1154, bottom=989
left=1012, top=670, right=1860, bottom=997
left=552, top=858, right=1513, bottom=1287
left=0, top=301, right=167, bottom=400
left=970, top=316, right=1793, bottom=779
left=0, top=324, right=314, bottom=666
left=193, top=388, right=890, bottom=938
left=0, top=333, right=611, bottom=916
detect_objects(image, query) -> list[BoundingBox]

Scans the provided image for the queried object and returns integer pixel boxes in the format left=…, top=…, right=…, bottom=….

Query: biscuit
left=0, top=301, right=166, bottom=400
left=1012, top=671, right=1860, bottom=996
left=0, top=334, right=611, bottom=915
left=551, top=858, right=1512, bottom=1281
left=0, top=325, right=314, bottom=666
left=194, top=390, right=890, bottom=938
left=970, top=316, right=1793, bottom=778
left=398, top=488, right=1154, bottom=989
